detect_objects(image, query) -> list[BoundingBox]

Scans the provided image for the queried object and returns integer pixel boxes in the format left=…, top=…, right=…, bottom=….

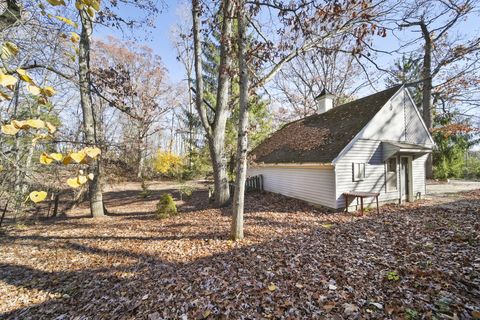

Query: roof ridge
left=281, top=84, right=403, bottom=126
left=335, top=84, right=403, bottom=109
left=250, top=85, right=404, bottom=164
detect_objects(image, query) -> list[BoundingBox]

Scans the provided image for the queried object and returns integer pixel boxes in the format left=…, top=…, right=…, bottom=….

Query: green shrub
left=156, top=194, right=177, bottom=219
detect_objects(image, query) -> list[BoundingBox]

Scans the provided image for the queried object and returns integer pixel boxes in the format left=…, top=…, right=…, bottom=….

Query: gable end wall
left=334, top=88, right=430, bottom=208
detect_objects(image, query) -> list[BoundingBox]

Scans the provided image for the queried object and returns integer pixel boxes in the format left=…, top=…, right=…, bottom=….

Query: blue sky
left=96, top=0, right=187, bottom=83
left=95, top=0, right=480, bottom=95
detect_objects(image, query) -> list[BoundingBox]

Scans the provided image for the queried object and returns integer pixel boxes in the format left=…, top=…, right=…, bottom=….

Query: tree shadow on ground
left=1, top=192, right=479, bottom=319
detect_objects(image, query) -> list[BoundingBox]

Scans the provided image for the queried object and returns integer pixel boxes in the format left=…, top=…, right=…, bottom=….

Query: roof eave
left=249, top=162, right=335, bottom=169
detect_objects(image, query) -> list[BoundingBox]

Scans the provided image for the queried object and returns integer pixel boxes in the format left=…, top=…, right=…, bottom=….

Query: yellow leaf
left=67, top=177, right=82, bottom=188
left=63, top=154, right=73, bottom=165
left=1, top=124, right=19, bottom=135
left=320, top=223, right=334, bottom=229
left=45, top=121, right=57, bottom=133
left=26, top=119, right=45, bottom=129
left=55, top=16, right=78, bottom=28
left=0, top=73, right=18, bottom=88
left=29, top=191, right=48, bottom=203
left=78, top=175, right=88, bottom=185
left=32, top=133, right=49, bottom=144
left=86, top=6, right=95, bottom=18
left=75, top=1, right=85, bottom=10
left=40, top=152, right=54, bottom=165
left=70, top=32, right=80, bottom=43
left=41, top=86, right=56, bottom=97
left=12, top=120, right=27, bottom=129
left=2, top=42, right=19, bottom=59
left=89, top=0, right=100, bottom=11
left=154, top=150, right=183, bottom=174
left=16, top=68, right=34, bottom=83
left=38, top=95, right=48, bottom=105
left=203, top=310, right=211, bottom=318
left=87, top=173, right=94, bottom=180
left=27, top=84, right=41, bottom=95
left=70, top=151, right=86, bottom=163
left=84, top=146, right=101, bottom=159
left=0, top=90, right=11, bottom=101
left=49, top=153, right=63, bottom=161
left=46, top=0, right=66, bottom=5
left=268, top=283, right=277, bottom=292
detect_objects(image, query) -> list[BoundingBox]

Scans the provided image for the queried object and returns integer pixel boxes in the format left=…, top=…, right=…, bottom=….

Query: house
left=248, top=85, right=435, bottom=210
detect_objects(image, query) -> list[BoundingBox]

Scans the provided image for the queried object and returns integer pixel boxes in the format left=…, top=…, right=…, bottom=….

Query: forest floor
left=0, top=182, right=479, bottom=319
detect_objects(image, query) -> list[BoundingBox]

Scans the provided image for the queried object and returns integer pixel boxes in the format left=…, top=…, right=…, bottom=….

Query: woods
left=1, top=0, right=480, bottom=317
left=0, top=0, right=478, bottom=234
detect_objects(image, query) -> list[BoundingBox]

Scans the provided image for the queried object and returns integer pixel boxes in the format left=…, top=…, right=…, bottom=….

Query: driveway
left=426, top=179, right=480, bottom=209
left=427, top=179, right=480, bottom=195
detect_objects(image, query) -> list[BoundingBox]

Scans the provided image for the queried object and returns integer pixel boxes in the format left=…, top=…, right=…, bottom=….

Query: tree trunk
left=231, top=0, right=249, bottom=240
left=420, top=21, right=433, bottom=178
left=191, top=0, right=233, bottom=207
left=20, top=140, right=35, bottom=197
left=79, top=9, right=104, bottom=217
left=137, top=132, right=146, bottom=180
left=211, top=0, right=234, bottom=206
left=208, top=137, right=230, bottom=206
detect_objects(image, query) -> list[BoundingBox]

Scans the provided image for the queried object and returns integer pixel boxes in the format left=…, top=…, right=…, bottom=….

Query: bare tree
left=170, top=2, right=196, bottom=166
left=192, top=0, right=235, bottom=207
left=91, top=37, right=172, bottom=180
left=274, top=39, right=367, bottom=119
left=398, top=0, right=480, bottom=177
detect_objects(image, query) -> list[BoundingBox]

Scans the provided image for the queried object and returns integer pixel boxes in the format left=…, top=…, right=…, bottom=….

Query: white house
left=248, top=85, right=435, bottom=210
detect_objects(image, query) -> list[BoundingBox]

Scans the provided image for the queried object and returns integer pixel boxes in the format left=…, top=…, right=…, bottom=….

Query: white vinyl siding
left=404, top=92, right=433, bottom=145
left=335, top=139, right=400, bottom=208
left=247, top=88, right=430, bottom=210
left=335, top=88, right=431, bottom=208
left=247, top=166, right=336, bottom=208
left=358, top=89, right=433, bottom=146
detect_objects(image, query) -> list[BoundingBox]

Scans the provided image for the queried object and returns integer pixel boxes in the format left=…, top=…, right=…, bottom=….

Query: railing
left=210, top=175, right=264, bottom=201
left=229, top=174, right=263, bottom=196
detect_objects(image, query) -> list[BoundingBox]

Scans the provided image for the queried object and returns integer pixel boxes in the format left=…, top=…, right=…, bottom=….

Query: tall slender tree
left=78, top=8, right=104, bottom=217
left=192, top=0, right=235, bottom=207
left=231, top=0, right=248, bottom=240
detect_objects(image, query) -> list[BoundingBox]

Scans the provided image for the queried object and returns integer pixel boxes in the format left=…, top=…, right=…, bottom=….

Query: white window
left=386, top=157, right=398, bottom=191
left=352, top=163, right=365, bottom=182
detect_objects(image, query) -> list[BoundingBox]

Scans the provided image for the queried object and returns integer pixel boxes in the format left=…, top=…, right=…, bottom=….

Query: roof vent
left=315, top=89, right=334, bottom=114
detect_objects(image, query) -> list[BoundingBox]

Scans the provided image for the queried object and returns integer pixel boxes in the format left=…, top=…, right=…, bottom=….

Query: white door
left=400, top=157, right=411, bottom=202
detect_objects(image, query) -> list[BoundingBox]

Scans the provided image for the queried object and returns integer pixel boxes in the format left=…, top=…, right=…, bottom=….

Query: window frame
left=385, top=157, right=398, bottom=192
left=352, top=162, right=366, bottom=182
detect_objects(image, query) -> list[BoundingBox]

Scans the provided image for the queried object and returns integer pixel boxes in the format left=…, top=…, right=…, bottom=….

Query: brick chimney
left=315, top=89, right=334, bottom=114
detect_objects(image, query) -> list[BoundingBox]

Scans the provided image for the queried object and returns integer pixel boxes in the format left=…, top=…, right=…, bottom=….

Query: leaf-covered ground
left=1, top=186, right=479, bottom=319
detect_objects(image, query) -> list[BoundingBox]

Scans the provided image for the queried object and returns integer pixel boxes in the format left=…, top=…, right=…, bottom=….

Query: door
left=400, top=157, right=411, bottom=202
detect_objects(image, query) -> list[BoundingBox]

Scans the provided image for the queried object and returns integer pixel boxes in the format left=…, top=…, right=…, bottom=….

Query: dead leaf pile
left=0, top=188, right=479, bottom=319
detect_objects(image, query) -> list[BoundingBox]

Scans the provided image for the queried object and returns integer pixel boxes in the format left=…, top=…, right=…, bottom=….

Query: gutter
left=249, top=162, right=335, bottom=169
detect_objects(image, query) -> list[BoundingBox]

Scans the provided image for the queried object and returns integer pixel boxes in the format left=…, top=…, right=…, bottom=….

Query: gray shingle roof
left=250, top=85, right=402, bottom=164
